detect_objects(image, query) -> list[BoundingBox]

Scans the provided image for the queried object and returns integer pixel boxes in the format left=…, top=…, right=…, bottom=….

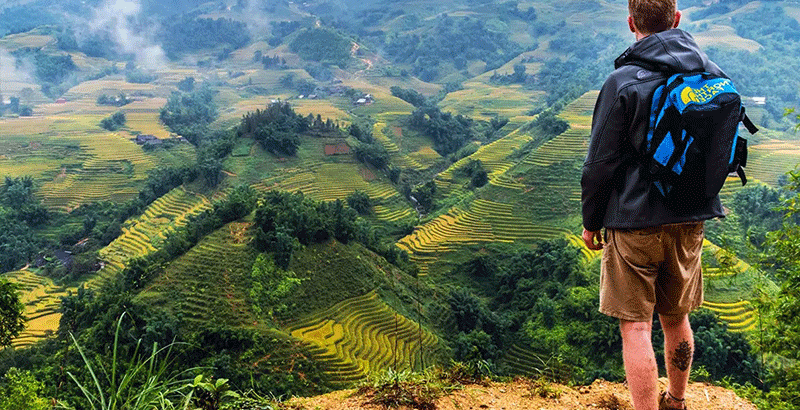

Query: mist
left=87, top=0, right=167, bottom=69
left=0, top=49, right=35, bottom=99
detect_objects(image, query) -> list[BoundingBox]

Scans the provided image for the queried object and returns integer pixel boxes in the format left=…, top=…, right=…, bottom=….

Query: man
left=581, top=1, right=727, bottom=409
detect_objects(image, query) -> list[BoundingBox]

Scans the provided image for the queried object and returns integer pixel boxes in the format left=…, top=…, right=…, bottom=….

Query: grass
left=135, top=220, right=259, bottom=329
left=61, top=313, right=194, bottom=410
left=356, top=367, right=465, bottom=410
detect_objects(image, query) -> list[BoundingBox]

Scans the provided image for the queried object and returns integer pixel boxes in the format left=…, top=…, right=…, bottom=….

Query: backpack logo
left=679, top=79, right=733, bottom=105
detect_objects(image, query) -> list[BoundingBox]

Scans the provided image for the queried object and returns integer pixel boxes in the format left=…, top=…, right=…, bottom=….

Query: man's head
left=628, top=0, right=681, bottom=39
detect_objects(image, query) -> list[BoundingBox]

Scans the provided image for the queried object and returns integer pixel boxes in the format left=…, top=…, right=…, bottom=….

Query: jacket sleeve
left=581, top=77, right=630, bottom=232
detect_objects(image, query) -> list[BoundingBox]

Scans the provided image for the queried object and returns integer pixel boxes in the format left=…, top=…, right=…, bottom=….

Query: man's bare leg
left=620, top=320, right=659, bottom=410
left=659, top=313, right=693, bottom=408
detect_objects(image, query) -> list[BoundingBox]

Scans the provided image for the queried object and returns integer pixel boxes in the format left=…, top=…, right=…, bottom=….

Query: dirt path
left=287, top=378, right=757, bottom=410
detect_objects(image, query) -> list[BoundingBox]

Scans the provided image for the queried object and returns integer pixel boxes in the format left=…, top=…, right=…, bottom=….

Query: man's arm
left=581, top=76, right=630, bottom=234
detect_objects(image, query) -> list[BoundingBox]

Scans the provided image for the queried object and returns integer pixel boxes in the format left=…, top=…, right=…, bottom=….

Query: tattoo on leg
left=671, top=340, right=692, bottom=372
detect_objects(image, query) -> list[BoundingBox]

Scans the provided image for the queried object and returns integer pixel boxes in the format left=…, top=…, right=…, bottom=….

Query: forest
left=0, top=0, right=799, bottom=409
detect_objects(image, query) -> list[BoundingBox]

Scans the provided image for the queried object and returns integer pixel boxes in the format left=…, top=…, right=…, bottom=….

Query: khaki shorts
left=599, top=222, right=705, bottom=322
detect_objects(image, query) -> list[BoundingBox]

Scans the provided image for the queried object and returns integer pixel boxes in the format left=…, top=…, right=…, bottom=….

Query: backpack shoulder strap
left=740, top=107, right=759, bottom=135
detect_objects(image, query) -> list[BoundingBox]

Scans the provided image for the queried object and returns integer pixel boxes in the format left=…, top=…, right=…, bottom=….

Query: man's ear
left=628, top=15, right=637, bottom=33
left=673, top=10, right=682, bottom=28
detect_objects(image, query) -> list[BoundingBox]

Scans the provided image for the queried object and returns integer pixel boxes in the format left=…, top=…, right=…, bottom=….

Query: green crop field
left=398, top=91, right=602, bottom=275
left=1, top=269, right=76, bottom=348
left=440, top=81, right=544, bottom=123
left=284, top=290, right=441, bottom=384
left=136, top=221, right=259, bottom=328
left=2, top=186, right=213, bottom=346
left=1, top=1, right=799, bottom=396
left=0, top=71, right=196, bottom=211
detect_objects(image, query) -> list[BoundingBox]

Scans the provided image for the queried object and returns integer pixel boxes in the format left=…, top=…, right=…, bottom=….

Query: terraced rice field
left=399, top=92, right=603, bottom=274
left=265, top=163, right=399, bottom=202
left=5, top=187, right=213, bottom=346
left=373, top=120, right=424, bottom=170
left=373, top=204, right=416, bottom=223
left=703, top=240, right=751, bottom=279
left=522, top=128, right=589, bottom=168
left=93, top=187, right=213, bottom=287
left=439, top=81, right=544, bottom=122
left=558, top=91, right=598, bottom=124
left=1, top=269, right=76, bottom=348
left=0, top=113, right=195, bottom=211
left=701, top=300, right=759, bottom=333
left=136, top=221, right=258, bottom=328
left=397, top=198, right=572, bottom=275
left=437, top=126, right=535, bottom=194
left=745, top=140, right=800, bottom=186
left=284, top=290, right=440, bottom=384
left=407, top=146, right=442, bottom=168
left=718, top=176, right=751, bottom=200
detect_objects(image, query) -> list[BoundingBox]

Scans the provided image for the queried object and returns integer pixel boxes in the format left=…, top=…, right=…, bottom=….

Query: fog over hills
left=0, top=1, right=798, bottom=408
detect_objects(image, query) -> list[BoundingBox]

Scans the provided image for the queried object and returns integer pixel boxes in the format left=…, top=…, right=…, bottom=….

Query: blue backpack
left=643, top=71, right=758, bottom=209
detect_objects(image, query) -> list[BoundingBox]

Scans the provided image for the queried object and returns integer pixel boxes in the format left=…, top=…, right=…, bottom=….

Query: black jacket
left=581, top=29, right=726, bottom=232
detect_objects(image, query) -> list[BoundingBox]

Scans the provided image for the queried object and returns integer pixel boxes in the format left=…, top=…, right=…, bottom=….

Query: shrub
left=347, top=190, right=372, bottom=215
left=100, top=111, right=126, bottom=131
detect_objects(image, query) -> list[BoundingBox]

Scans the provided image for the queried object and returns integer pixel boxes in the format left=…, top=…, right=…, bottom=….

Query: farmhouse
left=355, top=94, right=375, bottom=106
left=134, top=134, right=162, bottom=146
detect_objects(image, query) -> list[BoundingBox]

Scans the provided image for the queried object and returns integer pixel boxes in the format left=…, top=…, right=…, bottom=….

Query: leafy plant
left=0, top=368, right=50, bottom=410
left=357, top=368, right=457, bottom=410
left=59, top=313, right=194, bottom=410
left=0, top=279, right=26, bottom=347
left=525, top=377, right=562, bottom=399
left=188, top=374, right=240, bottom=410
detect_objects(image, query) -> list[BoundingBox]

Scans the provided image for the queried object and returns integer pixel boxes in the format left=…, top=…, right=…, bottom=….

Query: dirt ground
left=287, top=378, right=757, bottom=410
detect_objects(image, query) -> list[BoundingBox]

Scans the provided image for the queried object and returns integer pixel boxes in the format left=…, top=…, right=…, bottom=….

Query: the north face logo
left=679, top=79, right=733, bottom=104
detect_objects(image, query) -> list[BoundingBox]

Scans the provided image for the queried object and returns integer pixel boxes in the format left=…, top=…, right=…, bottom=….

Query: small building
left=134, top=134, right=160, bottom=145
left=355, top=94, right=375, bottom=106
left=55, top=98, right=67, bottom=104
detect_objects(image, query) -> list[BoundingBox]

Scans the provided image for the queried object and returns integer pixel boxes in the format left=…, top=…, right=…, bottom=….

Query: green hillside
left=0, top=0, right=799, bottom=408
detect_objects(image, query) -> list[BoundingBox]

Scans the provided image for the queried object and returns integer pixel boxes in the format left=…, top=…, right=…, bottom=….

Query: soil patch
left=287, top=378, right=756, bottom=410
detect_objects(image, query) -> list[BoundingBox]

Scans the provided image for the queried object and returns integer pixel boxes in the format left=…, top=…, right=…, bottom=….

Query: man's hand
left=582, top=228, right=604, bottom=250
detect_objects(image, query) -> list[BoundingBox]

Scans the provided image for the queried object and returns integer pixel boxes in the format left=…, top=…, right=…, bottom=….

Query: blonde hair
left=629, top=0, right=677, bottom=35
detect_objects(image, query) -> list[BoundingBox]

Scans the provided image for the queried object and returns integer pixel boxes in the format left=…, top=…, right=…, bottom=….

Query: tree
left=250, top=253, right=301, bottom=316
left=346, top=190, right=372, bottom=215
left=177, top=76, right=195, bottom=92
left=0, top=279, right=25, bottom=348
left=353, top=142, right=389, bottom=169
left=100, top=111, right=126, bottom=131
left=762, top=169, right=800, bottom=406
left=0, top=368, right=49, bottom=410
